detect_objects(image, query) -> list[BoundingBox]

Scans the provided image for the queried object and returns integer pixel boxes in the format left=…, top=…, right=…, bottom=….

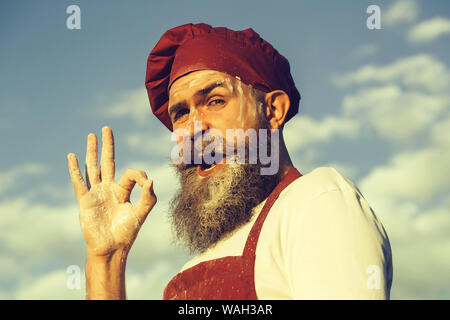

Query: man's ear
left=264, top=90, right=290, bottom=129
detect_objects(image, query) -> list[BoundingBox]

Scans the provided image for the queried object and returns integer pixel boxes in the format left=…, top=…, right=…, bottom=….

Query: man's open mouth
left=197, top=157, right=225, bottom=177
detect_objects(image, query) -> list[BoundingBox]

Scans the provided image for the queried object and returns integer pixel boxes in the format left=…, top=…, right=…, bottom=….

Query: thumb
left=135, top=179, right=157, bottom=220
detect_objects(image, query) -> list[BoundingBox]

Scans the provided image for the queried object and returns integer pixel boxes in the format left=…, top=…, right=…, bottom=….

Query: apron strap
left=242, top=167, right=302, bottom=258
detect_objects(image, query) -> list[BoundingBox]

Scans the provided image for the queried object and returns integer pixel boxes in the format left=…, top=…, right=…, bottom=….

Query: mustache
left=176, top=134, right=261, bottom=168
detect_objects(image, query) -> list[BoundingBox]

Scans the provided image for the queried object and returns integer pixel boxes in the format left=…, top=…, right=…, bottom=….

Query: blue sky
left=1, top=0, right=449, bottom=299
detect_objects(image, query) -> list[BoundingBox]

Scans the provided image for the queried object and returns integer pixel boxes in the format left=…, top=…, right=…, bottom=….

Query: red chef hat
left=145, top=23, right=301, bottom=131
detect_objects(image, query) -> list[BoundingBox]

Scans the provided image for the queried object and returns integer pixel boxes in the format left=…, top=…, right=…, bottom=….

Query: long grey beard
left=168, top=162, right=280, bottom=254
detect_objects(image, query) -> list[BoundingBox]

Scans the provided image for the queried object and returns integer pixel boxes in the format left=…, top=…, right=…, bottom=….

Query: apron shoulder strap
left=242, top=167, right=302, bottom=258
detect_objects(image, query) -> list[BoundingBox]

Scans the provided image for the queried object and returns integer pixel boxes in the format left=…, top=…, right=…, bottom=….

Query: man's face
left=167, top=70, right=280, bottom=254
left=168, top=70, right=262, bottom=136
left=169, top=70, right=269, bottom=177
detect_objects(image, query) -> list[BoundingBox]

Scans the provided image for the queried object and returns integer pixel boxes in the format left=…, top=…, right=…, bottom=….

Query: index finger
left=100, top=126, right=115, bottom=182
left=67, top=153, right=88, bottom=199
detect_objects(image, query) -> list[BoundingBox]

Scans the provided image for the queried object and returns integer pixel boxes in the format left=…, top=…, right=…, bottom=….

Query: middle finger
left=85, top=133, right=100, bottom=187
left=100, top=126, right=115, bottom=182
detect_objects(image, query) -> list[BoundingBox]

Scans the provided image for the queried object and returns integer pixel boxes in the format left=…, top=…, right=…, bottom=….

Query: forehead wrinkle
left=171, top=70, right=235, bottom=92
left=188, top=70, right=224, bottom=88
left=170, top=78, right=233, bottom=105
left=194, top=81, right=228, bottom=98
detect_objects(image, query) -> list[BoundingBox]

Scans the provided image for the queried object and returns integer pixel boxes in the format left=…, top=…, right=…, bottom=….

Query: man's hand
left=68, top=126, right=157, bottom=257
left=67, top=126, right=156, bottom=300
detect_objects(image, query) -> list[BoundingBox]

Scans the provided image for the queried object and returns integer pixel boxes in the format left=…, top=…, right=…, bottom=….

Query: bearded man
left=67, top=23, right=393, bottom=300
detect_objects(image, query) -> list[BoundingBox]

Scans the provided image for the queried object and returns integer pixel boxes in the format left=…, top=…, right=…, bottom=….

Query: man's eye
left=208, top=99, right=225, bottom=106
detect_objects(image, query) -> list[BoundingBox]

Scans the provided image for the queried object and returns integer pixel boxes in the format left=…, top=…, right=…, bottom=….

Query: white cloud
left=333, top=54, right=450, bottom=143
left=125, top=130, right=174, bottom=159
left=333, top=54, right=450, bottom=93
left=353, top=44, right=378, bottom=57
left=383, top=0, right=419, bottom=26
left=408, top=16, right=450, bottom=44
left=430, top=112, right=450, bottom=147
left=31, top=183, right=75, bottom=202
left=0, top=256, right=25, bottom=285
left=284, top=115, right=360, bottom=153
left=360, top=145, right=450, bottom=206
left=0, top=196, right=83, bottom=259
left=13, top=270, right=85, bottom=300
left=342, top=85, right=449, bottom=142
left=100, top=87, right=153, bottom=125
left=0, top=163, right=47, bottom=195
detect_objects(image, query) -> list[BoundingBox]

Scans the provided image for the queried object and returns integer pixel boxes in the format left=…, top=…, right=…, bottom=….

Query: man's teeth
left=203, top=163, right=216, bottom=171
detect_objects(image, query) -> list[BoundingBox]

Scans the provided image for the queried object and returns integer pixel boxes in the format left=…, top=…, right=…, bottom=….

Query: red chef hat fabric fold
left=145, top=23, right=301, bottom=131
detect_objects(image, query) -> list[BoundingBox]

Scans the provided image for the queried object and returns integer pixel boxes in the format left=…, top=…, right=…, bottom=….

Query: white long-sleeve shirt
left=180, top=167, right=393, bottom=299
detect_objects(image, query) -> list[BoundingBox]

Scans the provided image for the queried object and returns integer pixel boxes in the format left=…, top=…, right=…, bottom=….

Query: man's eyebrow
left=168, top=102, right=186, bottom=117
left=168, top=81, right=228, bottom=116
left=193, top=81, right=226, bottom=98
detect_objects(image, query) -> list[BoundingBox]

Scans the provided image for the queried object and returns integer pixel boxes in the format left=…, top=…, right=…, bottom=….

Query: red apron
left=163, top=167, right=302, bottom=300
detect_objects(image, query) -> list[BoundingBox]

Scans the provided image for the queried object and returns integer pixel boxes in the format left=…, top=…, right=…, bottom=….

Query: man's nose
left=190, top=120, right=208, bottom=160
left=175, top=111, right=209, bottom=159
left=186, top=110, right=209, bottom=138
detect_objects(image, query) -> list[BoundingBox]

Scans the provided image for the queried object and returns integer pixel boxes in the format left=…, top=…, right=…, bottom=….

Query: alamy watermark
left=366, top=264, right=381, bottom=290
left=366, top=5, right=381, bottom=30
left=66, top=5, right=81, bottom=30
left=66, top=265, right=81, bottom=290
